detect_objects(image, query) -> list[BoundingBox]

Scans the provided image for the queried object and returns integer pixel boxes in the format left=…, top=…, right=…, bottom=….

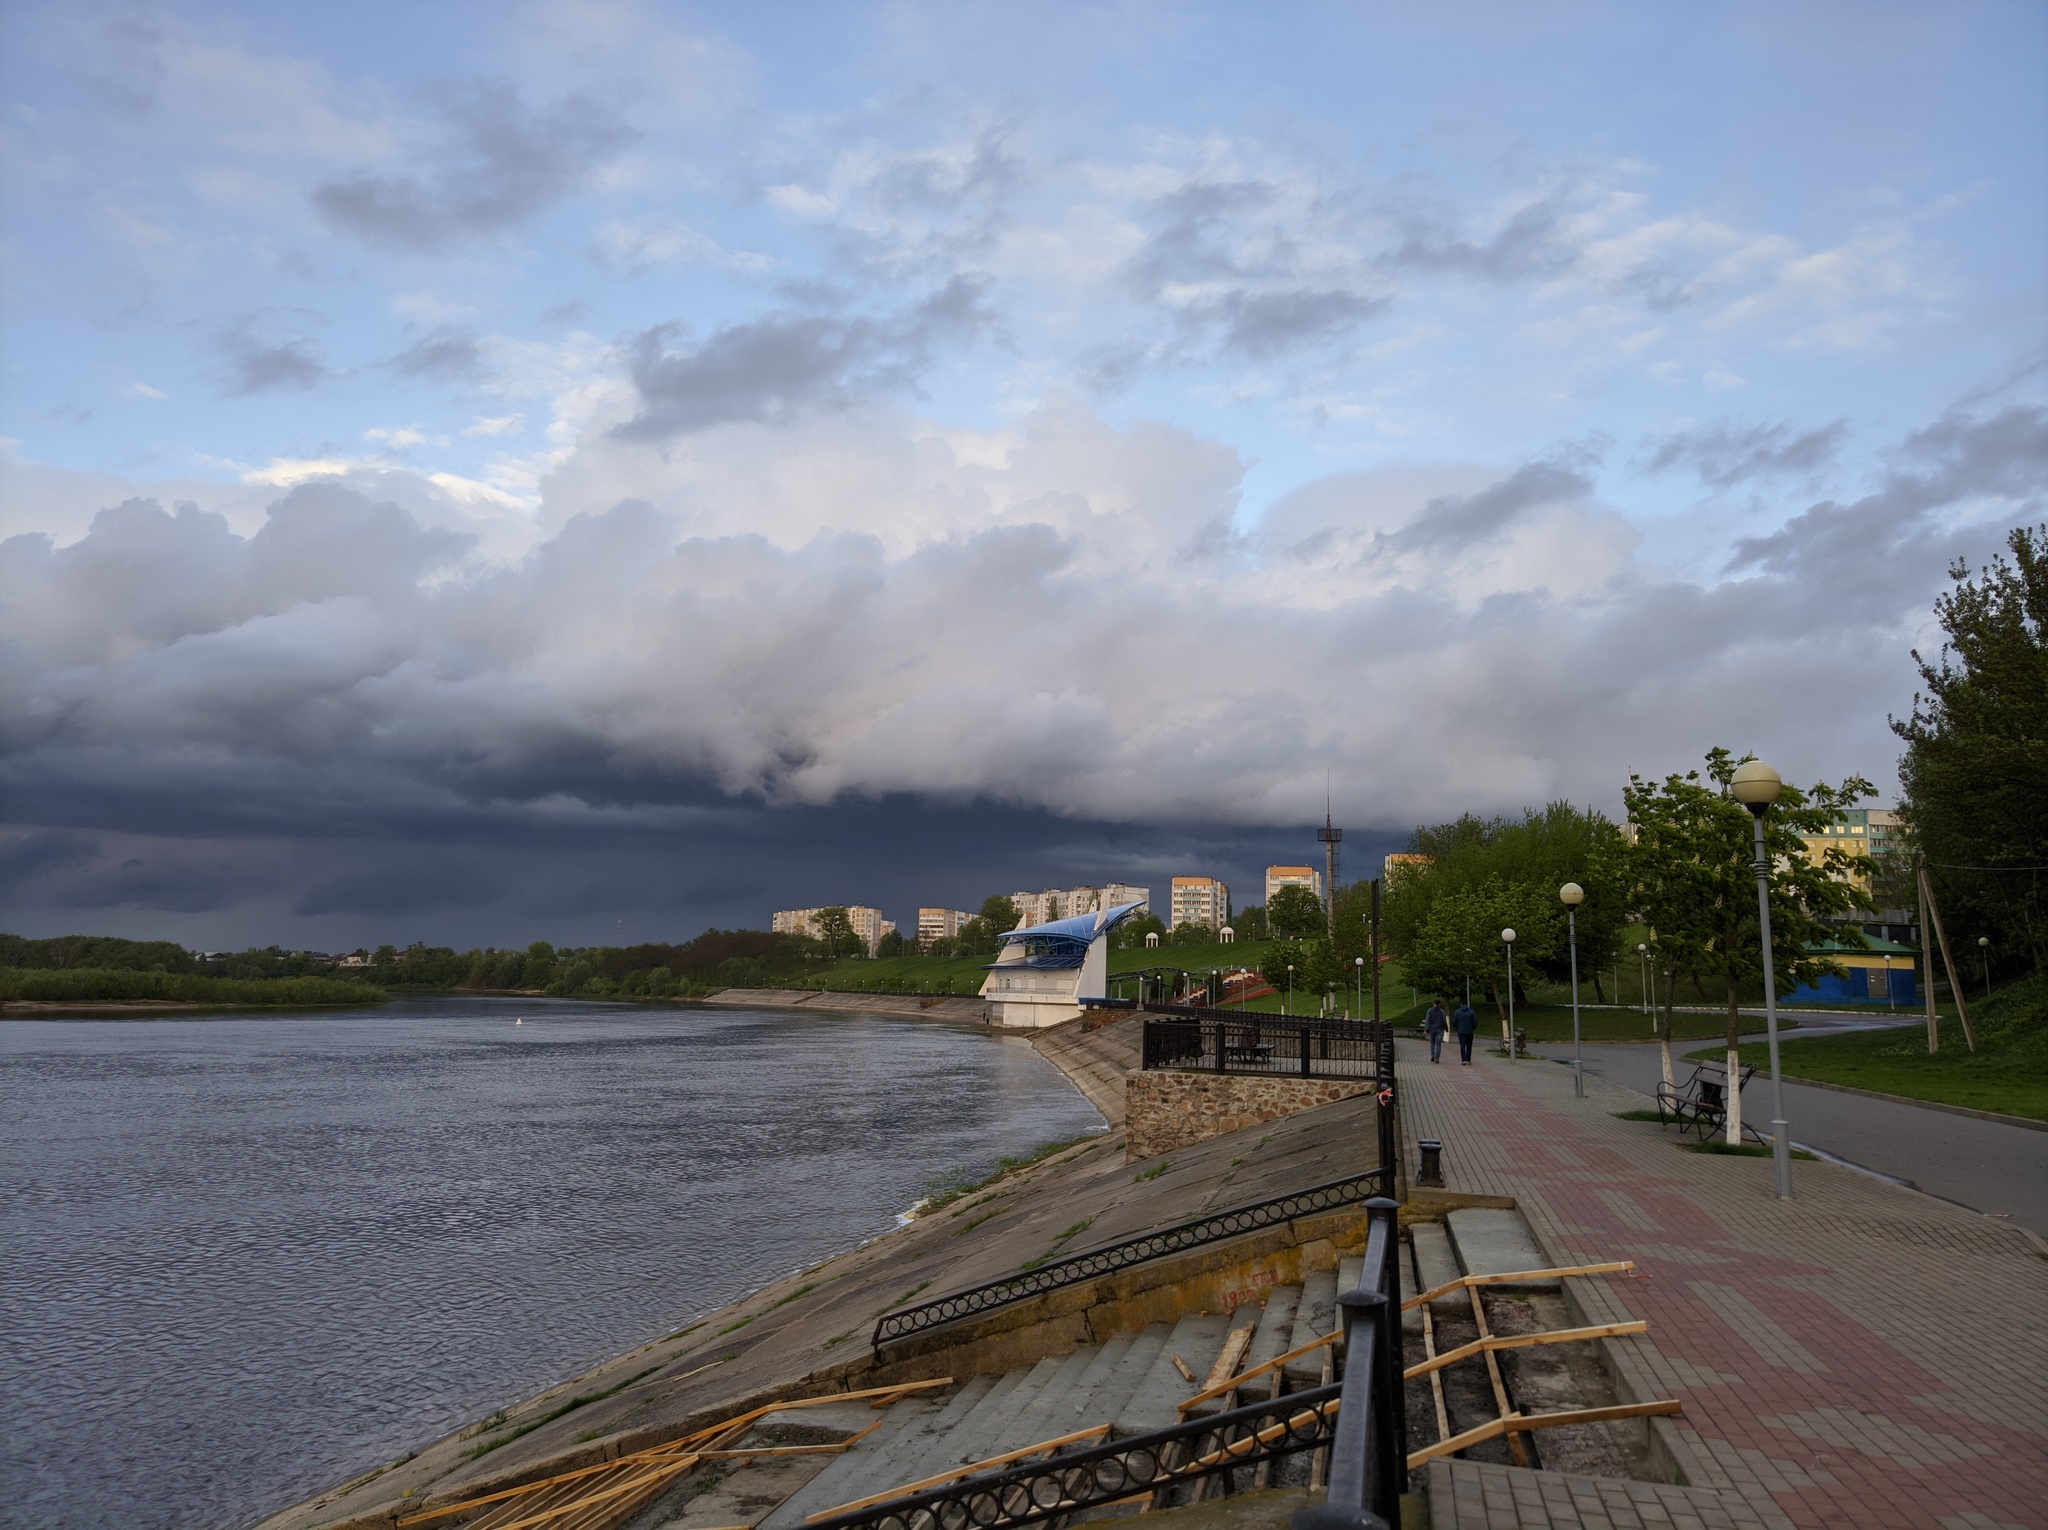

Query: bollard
left=1416, top=1138, right=1444, bottom=1187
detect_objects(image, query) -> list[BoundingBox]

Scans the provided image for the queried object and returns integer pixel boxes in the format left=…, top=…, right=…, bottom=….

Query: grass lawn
left=1686, top=974, right=2048, bottom=1123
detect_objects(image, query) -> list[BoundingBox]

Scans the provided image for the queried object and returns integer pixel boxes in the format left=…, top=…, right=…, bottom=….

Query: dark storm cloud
left=1642, top=419, right=1850, bottom=488
left=1725, top=405, right=2048, bottom=584
left=218, top=317, right=330, bottom=395
left=613, top=276, right=997, bottom=441
left=313, top=83, right=633, bottom=251
left=390, top=327, right=486, bottom=382
left=1376, top=461, right=1595, bottom=556
left=7, top=398, right=2042, bottom=948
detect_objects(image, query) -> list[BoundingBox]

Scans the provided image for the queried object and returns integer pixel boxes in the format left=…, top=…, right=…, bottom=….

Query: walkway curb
left=1769, top=1073, right=2048, bottom=1133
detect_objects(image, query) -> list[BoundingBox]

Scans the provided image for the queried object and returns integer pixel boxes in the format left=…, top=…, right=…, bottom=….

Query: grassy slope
left=0, top=967, right=389, bottom=1006
left=1691, top=973, right=2048, bottom=1122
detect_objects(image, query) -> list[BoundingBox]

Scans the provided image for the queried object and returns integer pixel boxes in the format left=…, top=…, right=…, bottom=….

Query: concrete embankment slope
left=704, top=987, right=990, bottom=1022
left=257, top=1064, right=1386, bottom=1530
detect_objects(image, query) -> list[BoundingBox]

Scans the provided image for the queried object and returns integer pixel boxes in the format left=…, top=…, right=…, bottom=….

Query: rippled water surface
left=0, top=998, right=1103, bottom=1530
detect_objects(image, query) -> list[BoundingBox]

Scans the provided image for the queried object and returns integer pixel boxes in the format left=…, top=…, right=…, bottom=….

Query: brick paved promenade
left=1394, top=1039, right=2048, bottom=1530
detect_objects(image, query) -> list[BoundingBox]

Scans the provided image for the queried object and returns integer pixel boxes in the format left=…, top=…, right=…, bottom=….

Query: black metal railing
left=1295, top=1195, right=1406, bottom=1530
left=805, top=1382, right=1344, bottom=1530
left=828, top=1198, right=1409, bottom=1530
left=1141, top=1015, right=1392, bottom=1079
left=872, top=1168, right=1391, bottom=1349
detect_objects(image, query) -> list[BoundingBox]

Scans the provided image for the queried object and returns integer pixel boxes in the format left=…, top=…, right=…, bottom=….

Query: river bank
left=2, top=997, right=1102, bottom=1530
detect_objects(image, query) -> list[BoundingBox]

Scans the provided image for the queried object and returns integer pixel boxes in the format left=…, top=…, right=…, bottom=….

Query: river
left=0, top=997, right=1105, bottom=1530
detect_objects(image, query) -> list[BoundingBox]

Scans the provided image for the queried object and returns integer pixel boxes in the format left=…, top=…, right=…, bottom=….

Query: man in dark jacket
left=1451, top=1000, right=1479, bottom=1065
left=1423, top=999, right=1449, bottom=1063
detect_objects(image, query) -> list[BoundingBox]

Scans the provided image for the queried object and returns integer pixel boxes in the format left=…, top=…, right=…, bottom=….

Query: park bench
left=1655, top=1061, right=1762, bottom=1141
left=1223, top=1029, right=1274, bottom=1066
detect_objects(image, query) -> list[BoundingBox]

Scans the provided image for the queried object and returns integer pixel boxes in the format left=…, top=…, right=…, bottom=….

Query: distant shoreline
left=1, top=999, right=387, bottom=1017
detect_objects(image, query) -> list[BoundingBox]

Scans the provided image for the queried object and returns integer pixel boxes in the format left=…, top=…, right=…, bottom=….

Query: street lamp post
left=1978, top=936, right=1991, bottom=1001
left=1355, top=955, right=1365, bottom=1018
left=1502, top=928, right=1518, bottom=1062
left=1561, top=883, right=1586, bottom=1097
left=1286, top=963, right=1295, bottom=1017
left=1731, top=758, right=1793, bottom=1200
left=1638, top=942, right=1650, bottom=1017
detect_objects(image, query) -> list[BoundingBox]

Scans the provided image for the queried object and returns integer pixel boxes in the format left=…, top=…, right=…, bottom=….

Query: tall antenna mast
left=1316, top=778, right=1341, bottom=935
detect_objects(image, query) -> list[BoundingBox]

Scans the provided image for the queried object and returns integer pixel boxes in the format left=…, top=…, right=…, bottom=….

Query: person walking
left=1451, top=998, right=1478, bottom=1065
left=1423, top=998, right=1449, bottom=1063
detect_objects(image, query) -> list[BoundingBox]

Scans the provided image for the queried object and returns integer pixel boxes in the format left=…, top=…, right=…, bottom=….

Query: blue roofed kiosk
left=981, top=901, right=1147, bottom=1028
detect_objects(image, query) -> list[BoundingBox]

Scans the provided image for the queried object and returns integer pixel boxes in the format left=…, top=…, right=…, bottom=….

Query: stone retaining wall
left=1124, top=1070, right=1376, bottom=1161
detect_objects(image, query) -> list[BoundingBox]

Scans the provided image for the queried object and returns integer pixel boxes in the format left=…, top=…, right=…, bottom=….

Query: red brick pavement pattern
left=1396, top=1044, right=2048, bottom=1530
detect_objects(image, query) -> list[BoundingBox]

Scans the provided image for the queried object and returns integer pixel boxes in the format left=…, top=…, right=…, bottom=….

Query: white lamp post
left=1286, top=963, right=1295, bottom=1017
left=1355, top=955, right=1365, bottom=1018
left=1501, top=927, right=1517, bottom=1062
left=1731, top=758, right=1793, bottom=1200
left=1561, top=883, right=1585, bottom=1096
left=1638, top=942, right=1650, bottom=1017
left=1978, top=936, right=1992, bottom=1001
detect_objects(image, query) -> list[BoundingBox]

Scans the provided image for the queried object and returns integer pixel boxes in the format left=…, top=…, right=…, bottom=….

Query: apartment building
left=771, top=905, right=895, bottom=956
left=1383, top=853, right=1434, bottom=887
left=1265, top=865, right=1323, bottom=904
left=1007, top=883, right=1153, bottom=928
left=1170, top=875, right=1229, bottom=931
left=916, top=907, right=971, bottom=950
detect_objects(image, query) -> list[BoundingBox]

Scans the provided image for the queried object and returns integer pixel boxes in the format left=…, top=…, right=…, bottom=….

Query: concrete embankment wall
left=254, top=1048, right=1399, bottom=1530
left=704, top=987, right=990, bottom=1022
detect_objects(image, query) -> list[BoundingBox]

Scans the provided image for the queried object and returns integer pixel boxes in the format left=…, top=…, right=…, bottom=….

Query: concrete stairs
left=751, top=1282, right=1347, bottom=1530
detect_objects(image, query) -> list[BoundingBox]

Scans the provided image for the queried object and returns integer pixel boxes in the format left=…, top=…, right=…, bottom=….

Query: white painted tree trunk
left=1725, top=1045, right=1743, bottom=1144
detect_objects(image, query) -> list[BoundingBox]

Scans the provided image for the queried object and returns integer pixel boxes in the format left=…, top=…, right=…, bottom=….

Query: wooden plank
left=1920, top=864, right=1978, bottom=1052
left=1403, top=1321, right=1648, bottom=1379
left=1420, top=1300, right=1450, bottom=1449
left=1466, top=1281, right=1529, bottom=1468
left=804, top=1424, right=1114, bottom=1520
left=398, top=1379, right=951, bottom=1529
left=1405, top=1400, right=1684, bottom=1468
left=1202, top=1325, right=1255, bottom=1392
left=1401, top=1261, right=1634, bottom=1311
left=1176, top=1328, right=1340, bottom=1416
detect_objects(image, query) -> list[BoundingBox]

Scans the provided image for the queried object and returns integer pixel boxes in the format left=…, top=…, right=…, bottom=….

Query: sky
left=2, top=1, right=2045, bottom=951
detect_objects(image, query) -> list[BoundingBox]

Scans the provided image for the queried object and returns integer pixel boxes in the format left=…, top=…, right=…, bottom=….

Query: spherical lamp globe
left=1501, top=928, right=1517, bottom=945
left=1730, top=759, right=1783, bottom=808
left=1560, top=882, right=1585, bottom=907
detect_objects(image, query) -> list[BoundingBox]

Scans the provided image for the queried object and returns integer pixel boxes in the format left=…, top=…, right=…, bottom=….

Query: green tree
left=979, top=896, right=1021, bottom=933
left=813, top=906, right=860, bottom=960
left=1402, top=877, right=1561, bottom=1036
left=1111, top=913, right=1167, bottom=949
left=1268, top=885, right=1325, bottom=940
left=520, top=941, right=556, bottom=989
left=1169, top=921, right=1214, bottom=946
left=877, top=929, right=906, bottom=958
left=1232, top=903, right=1269, bottom=940
left=1893, top=524, right=2048, bottom=977
left=1622, top=749, right=1875, bottom=1139
left=1383, top=803, right=1628, bottom=1001
left=1260, top=940, right=1309, bottom=1008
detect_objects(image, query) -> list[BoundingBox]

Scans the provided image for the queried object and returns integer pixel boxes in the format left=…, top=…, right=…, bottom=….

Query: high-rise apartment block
left=1007, top=883, right=1151, bottom=928
left=1265, top=865, right=1322, bottom=904
left=917, top=907, right=971, bottom=950
left=771, top=905, right=894, bottom=956
left=1170, top=875, right=1229, bottom=931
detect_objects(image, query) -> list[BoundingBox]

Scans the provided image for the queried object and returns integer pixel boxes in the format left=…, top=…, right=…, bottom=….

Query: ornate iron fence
left=804, top=1382, right=1345, bottom=1530
left=872, top=1168, right=1391, bottom=1349
left=1141, top=1015, right=1391, bottom=1079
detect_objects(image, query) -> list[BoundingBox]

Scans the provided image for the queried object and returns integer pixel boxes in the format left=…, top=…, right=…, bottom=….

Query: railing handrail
left=1294, top=1196, right=1405, bottom=1530
left=872, top=1167, right=1391, bottom=1348
left=802, top=1380, right=1345, bottom=1530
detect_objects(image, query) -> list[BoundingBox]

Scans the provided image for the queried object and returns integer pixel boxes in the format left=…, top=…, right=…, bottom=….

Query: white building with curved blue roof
left=980, top=900, right=1148, bottom=1028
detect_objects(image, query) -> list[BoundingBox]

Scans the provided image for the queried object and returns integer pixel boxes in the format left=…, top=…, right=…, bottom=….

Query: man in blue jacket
left=1451, top=999, right=1479, bottom=1065
left=1423, top=998, right=1449, bottom=1063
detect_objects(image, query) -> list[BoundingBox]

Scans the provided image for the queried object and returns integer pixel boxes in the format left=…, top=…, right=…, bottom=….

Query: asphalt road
left=1525, top=1019, right=2048, bottom=1241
